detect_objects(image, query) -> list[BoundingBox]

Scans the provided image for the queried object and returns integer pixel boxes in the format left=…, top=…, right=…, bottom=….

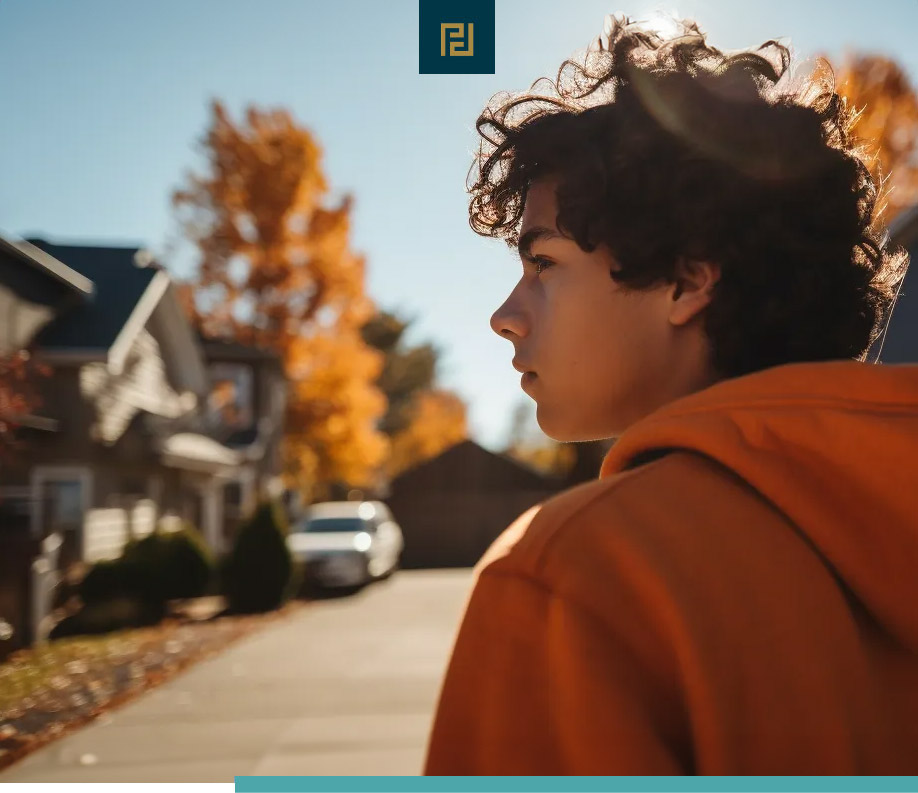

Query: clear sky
left=2, top=0, right=917, bottom=451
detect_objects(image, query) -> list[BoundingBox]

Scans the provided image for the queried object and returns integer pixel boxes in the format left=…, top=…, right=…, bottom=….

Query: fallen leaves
left=0, top=601, right=304, bottom=773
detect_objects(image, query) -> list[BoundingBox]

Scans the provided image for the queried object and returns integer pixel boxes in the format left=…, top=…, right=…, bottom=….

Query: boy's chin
left=536, top=411, right=584, bottom=443
left=536, top=408, right=616, bottom=444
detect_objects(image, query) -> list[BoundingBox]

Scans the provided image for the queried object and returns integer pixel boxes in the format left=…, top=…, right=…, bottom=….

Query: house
left=0, top=236, right=94, bottom=656
left=385, top=439, right=566, bottom=568
left=0, top=234, right=290, bottom=654
left=0, top=237, right=249, bottom=572
left=1, top=236, right=289, bottom=557
left=871, top=205, right=918, bottom=363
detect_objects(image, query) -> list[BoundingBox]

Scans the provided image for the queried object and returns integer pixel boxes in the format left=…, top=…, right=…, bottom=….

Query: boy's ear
left=668, top=258, right=721, bottom=327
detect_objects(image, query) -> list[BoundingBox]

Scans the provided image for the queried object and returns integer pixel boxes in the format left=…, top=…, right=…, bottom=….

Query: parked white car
left=286, top=501, right=404, bottom=589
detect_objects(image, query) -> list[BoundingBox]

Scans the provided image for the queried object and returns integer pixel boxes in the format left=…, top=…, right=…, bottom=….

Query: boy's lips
left=512, top=358, right=536, bottom=374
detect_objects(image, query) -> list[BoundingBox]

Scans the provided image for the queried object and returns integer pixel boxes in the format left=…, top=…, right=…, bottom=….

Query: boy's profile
left=423, top=14, right=917, bottom=774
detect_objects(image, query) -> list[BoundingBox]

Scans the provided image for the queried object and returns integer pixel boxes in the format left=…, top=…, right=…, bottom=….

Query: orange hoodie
left=423, top=359, right=918, bottom=775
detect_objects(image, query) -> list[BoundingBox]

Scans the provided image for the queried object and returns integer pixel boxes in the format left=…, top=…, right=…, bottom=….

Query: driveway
left=0, top=569, right=473, bottom=782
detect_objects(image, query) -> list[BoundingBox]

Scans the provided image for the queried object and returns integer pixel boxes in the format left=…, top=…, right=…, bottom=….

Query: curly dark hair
left=469, top=14, right=909, bottom=377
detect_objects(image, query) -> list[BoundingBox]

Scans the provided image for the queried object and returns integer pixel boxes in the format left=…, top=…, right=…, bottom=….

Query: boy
left=423, top=14, right=917, bottom=774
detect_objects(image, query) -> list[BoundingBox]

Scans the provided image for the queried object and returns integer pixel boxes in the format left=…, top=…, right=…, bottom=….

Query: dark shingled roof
left=27, top=239, right=158, bottom=352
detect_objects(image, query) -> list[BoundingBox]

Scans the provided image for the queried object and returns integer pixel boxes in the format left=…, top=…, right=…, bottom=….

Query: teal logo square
left=419, top=0, right=495, bottom=75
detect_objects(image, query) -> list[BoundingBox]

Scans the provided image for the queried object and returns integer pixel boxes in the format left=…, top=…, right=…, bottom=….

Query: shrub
left=222, top=500, right=297, bottom=614
left=64, top=523, right=215, bottom=638
left=120, top=532, right=169, bottom=605
left=158, top=524, right=214, bottom=601
left=120, top=525, right=215, bottom=605
left=78, top=559, right=130, bottom=605
left=72, top=524, right=214, bottom=620
left=49, top=596, right=160, bottom=639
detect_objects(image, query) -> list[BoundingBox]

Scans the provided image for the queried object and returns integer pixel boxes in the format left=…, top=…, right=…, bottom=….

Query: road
left=1, top=569, right=473, bottom=782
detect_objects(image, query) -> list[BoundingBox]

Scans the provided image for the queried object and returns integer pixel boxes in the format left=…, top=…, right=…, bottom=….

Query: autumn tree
left=384, top=389, right=469, bottom=480
left=823, top=52, right=918, bottom=222
left=361, top=309, right=469, bottom=479
left=360, top=308, right=438, bottom=435
left=172, top=100, right=389, bottom=500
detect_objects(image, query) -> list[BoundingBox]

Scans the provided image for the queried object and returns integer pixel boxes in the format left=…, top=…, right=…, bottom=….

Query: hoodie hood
left=600, top=359, right=918, bottom=653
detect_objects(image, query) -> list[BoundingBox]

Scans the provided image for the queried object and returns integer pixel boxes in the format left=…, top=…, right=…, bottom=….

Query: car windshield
left=298, top=517, right=366, bottom=533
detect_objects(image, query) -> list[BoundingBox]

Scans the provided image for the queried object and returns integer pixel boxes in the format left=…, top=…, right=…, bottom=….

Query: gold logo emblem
left=440, top=22, right=474, bottom=56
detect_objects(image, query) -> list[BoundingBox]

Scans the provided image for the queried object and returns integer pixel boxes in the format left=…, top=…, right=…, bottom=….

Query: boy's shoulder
left=476, top=447, right=781, bottom=596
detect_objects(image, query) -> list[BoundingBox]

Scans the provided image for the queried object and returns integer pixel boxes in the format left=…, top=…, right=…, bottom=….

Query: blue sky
left=2, top=0, right=917, bottom=451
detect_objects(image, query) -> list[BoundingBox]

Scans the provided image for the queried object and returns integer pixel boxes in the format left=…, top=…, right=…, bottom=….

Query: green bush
left=75, top=523, right=214, bottom=613
left=78, top=559, right=130, bottom=605
left=49, top=596, right=161, bottom=639
left=119, top=525, right=215, bottom=605
left=120, top=532, right=169, bottom=605
left=55, top=523, right=215, bottom=639
left=159, top=524, right=214, bottom=601
left=222, top=500, right=297, bottom=614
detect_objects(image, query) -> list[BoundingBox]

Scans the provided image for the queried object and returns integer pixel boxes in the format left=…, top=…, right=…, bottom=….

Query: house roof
left=0, top=233, right=96, bottom=355
left=26, top=238, right=160, bottom=352
left=0, top=234, right=94, bottom=300
left=390, top=438, right=562, bottom=493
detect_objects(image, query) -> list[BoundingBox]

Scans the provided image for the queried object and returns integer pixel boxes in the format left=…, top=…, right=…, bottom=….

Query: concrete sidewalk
left=1, top=569, right=473, bottom=782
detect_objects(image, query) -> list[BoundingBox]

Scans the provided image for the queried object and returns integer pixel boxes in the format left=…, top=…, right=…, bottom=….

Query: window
left=30, top=467, right=91, bottom=533
left=297, top=517, right=369, bottom=533
left=40, top=480, right=82, bottom=531
left=30, top=467, right=92, bottom=567
left=207, top=363, right=254, bottom=429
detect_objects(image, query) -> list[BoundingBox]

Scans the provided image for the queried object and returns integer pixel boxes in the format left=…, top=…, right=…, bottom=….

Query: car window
left=298, top=517, right=368, bottom=533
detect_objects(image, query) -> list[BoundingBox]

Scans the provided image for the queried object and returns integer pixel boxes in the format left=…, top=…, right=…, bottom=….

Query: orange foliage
left=173, top=100, right=389, bottom=498
left=385, top=389, right=469, bottom=479
left=826, top=53, right=918, bottom=222
left=285, top=329, right=390, bottom=493
left=0, top=350, right=49, bottom=461
left=208, top=379, right=242, bottom=427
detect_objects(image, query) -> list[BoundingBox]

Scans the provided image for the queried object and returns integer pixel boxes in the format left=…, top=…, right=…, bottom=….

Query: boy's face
left=490, top=177, right=721, bottom=442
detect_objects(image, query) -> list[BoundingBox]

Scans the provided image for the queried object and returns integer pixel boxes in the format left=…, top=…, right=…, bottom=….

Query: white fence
left=30, top=531, right=62, bottom=643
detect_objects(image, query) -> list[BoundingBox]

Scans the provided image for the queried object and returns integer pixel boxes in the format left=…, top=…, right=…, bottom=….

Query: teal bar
left=234, top=776, right=918, bottom=793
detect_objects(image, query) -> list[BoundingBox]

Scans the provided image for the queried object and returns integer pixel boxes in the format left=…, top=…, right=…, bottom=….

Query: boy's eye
left=530, top=257, right=554, bottom=276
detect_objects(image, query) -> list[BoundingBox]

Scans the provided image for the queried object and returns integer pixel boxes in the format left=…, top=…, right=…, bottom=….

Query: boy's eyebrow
left=517, top=226, right=565, bottom=260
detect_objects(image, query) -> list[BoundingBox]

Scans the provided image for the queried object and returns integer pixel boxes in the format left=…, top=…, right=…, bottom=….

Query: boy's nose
left=490, top=297, right=527, bottom=340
